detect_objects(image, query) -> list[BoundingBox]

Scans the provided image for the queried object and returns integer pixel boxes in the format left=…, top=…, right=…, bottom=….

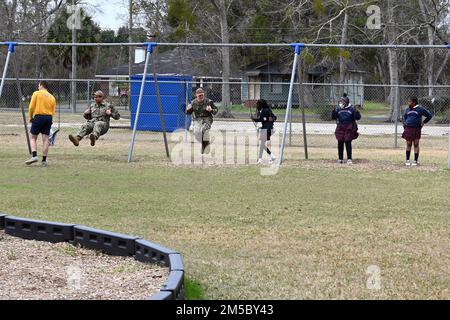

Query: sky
left=85, top=0, right=127, bottom=31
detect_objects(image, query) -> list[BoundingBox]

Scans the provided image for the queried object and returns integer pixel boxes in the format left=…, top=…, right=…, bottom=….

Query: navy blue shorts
left=30, top=115, right=52, bottom=135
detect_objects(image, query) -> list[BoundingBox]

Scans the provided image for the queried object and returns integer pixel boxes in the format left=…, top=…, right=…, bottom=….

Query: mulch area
left=0, top=231, right=169, bottom=300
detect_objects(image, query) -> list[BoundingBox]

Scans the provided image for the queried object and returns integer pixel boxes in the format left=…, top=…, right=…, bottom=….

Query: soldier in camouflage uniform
left=68, top=91, right=120, bottom=147
left=186, top=88, right=218, bottom=154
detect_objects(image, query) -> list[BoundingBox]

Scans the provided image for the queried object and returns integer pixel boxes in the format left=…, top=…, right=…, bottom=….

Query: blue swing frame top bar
left=0, top=42, right=449, bottom=49
left=3, top=42, right=17, bottom=52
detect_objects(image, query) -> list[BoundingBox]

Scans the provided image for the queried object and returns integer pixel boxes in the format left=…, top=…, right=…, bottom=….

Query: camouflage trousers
left=77, top=120, right=110, bottom=139
left=193, top=118, right=213, bottom=142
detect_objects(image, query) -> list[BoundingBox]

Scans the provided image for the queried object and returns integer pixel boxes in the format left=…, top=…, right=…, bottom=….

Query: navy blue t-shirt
left=332, top=105, right=361, bottom=124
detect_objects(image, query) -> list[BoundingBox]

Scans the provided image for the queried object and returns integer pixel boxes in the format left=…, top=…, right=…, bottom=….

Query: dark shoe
left=89, top=133, right=97, bottom=146
left=69, top=134, right=80, bottom=147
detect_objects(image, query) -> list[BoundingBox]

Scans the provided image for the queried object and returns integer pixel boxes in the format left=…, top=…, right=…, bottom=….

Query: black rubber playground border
left=0, top=212, right=184, bottom=300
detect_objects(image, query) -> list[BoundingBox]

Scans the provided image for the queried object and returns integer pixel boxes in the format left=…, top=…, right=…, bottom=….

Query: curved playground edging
left=0, top=212, right=184, bottom=300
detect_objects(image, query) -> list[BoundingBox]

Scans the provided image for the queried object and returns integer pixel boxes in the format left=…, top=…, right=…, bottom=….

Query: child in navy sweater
left=331, top=94, right=361, bottom=164
left=402, top=97, right=433, bottom=166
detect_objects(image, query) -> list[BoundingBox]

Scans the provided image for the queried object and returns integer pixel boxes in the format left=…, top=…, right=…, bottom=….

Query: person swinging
left=251, top=99, right=277, bottom=164
left=68, top=91, right=120, bottom=147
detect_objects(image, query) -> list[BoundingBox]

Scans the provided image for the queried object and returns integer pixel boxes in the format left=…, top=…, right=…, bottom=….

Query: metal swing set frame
left=1, top=41, right=449, bottom=168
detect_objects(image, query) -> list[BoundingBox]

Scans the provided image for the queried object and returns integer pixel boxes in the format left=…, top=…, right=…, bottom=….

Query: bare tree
left=339, top=10, right=349, bottom=95
left=386, top=0, right=400, bottom=122
left=0, top=0, right=65, bottom=76
left=210, top=0, right=232, bottom=117
left=416, top=0, right=450, bottom=95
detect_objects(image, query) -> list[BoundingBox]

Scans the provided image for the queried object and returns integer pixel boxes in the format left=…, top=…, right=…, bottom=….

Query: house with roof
left=241, top=62, right=296, bottom=107
left=242, top=59, right=366, bottom=108
left=95, top=48, right=242, bottom=104
left=306, top=60, right=366, bottom=107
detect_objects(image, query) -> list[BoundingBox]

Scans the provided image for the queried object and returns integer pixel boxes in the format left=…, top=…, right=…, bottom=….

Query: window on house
left=270, top=75, right=283, bottom=94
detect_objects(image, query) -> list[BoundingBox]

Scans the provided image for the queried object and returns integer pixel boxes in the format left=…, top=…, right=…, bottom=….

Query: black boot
left=89, top=133, right=97, bottom=146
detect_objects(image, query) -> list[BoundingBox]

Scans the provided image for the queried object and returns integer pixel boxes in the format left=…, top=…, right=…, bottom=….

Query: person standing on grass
left=251, top=99, right=277, bottom=164
left=402, top=97, right=433, bottom=166
left=332, top=93, right=361, bottom=164
left=186, top=88, right=218, bottom=154
left=25, top=81, right=56, bottom=167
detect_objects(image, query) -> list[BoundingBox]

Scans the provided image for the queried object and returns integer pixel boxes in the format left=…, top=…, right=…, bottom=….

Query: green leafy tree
left=47, top=6, right=101, bottom=71
left=166, top=0, right=196, bottom=41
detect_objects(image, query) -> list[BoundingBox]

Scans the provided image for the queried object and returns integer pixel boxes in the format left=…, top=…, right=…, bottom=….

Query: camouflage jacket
left=189, top=98, right=218, bottom=119
left=84, top=101, right=120, bottom=123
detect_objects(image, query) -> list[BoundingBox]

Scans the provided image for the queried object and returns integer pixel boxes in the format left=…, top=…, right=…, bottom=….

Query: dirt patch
left=0, top=231, right=169, bottom=300
left=162, top=156, right=444, bottom=172
left=289, top=159, right=443, bottom=172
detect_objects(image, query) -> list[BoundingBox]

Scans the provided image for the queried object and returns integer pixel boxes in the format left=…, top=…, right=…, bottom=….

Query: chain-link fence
left=1, top=78, right=449, bottom=156
left=1, top=41, right=449, bottom=162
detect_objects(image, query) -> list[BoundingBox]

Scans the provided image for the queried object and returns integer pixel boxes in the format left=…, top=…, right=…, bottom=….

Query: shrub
left=315, top=105, right=334, bottom=121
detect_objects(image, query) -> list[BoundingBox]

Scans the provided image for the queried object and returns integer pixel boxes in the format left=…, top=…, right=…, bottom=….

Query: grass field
left=0, top=125, right=449, bottom=299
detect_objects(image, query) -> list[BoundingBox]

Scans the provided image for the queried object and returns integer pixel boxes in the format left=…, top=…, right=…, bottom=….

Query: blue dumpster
left=130, top=74, right=192, bottom=132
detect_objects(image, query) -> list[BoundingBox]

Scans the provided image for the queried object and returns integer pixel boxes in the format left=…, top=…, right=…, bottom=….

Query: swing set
left=0, top=41, right=449, bottom=168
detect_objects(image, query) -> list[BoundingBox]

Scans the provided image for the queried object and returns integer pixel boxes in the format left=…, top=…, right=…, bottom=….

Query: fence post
left=151, top=47, right=170, bottom=159
left=184, top=80, right=189, bottom=142
left=448, top=46, right=450, bottom=170
left=296, top=57, right=308, bottom=160
left=448, top=120, right=450, bottom=170
left=394, top=85, right=399, bottom=148
left=289, top=104, right=292, bottom=146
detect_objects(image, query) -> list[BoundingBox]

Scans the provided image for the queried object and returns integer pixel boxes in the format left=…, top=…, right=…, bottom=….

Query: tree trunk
left=435, top=50, right=450, bottom=84
left=36, top=2, right=43, bottom=78
left=376, top=57, right=390, bottom=113
left=212, top=0, right=233, bottom=118
left=387, top=0, right=400, bottom=122
left=418, top=0, right=435, bottom=96
left=7, top=0, right=18, bottom=37
left=338, top=11, right=348, bottom=97
left=388, top=48, right=400, bottom=121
